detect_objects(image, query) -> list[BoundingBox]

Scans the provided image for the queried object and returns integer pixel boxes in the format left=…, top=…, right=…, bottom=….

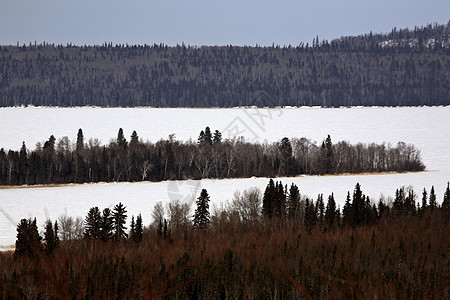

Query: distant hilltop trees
left=0, top=22, right=448, bottom=107
left=0, top=128, right=425, bottom=186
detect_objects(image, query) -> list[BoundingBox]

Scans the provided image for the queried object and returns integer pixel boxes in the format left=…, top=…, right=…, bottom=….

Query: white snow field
left=1, top=106, right=449, bottom=247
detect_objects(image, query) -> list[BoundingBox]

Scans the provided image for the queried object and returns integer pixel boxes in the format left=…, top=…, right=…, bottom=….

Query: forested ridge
left=1, top=181, right=450, bottom=299
left=0, top=22, right=449, bottom=107
left=0, top=127, right=424, bottom=186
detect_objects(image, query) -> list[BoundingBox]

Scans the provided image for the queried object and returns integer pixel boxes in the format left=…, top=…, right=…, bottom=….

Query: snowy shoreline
left=0, top=170, right=430, bottom=190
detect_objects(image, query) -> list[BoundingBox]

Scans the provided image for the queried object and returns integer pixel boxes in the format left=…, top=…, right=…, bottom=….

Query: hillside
left=0, top=22, right=448, bottom=107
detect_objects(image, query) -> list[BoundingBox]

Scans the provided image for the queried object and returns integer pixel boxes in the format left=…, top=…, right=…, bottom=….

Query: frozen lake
left=1, top=106, right=449, bottom=247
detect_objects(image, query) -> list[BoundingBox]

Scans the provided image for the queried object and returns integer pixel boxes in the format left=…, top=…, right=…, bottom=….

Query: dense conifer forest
left=0, top=128, right=424, bottom=186
left=0, top=22, right=449, bottom=107
left=1, top=181, right=449, bottom=299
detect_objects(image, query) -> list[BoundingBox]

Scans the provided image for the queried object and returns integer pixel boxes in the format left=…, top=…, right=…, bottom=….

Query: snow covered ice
left=1, top=106, right=449, bottom=247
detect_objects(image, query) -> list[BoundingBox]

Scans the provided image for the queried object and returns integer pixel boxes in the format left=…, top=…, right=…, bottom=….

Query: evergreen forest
left=0, top=22, right=448, bottom=107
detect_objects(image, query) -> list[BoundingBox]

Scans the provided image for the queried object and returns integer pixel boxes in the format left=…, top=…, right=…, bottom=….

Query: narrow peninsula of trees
left=2, top=181, right=450, bottom=298
left=0, top=128, right=425, bottom=186
left=0, top=22, right=449, bottom=107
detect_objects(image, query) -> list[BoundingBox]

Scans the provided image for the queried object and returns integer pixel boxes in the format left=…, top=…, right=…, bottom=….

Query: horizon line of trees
left=1, top=22, right=449, bottom=108
left=0, top=128, right=425, bottom=186
left=4, top=180, right=450, bottom=298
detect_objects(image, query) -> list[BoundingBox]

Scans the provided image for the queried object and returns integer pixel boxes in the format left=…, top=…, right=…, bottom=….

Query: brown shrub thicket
left=1, top=208, right=449, bottom=299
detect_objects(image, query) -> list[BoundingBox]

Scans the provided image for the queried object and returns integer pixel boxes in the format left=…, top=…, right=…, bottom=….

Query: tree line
left=2, top=181, right=449, bottom=298
left=0, top=128, right=425, bottom=186
left=0, top=22, right=448, bottom=107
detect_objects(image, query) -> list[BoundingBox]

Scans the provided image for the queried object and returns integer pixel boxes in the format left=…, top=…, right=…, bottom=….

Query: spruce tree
left=263, top=179, right=276, bottom=218
left=14, top=218, right=42, bottom=259
left=279, top=138, right=294, bottom=176
left=204, top=127, right=213, bottom=145
left=54, top=220, right=59, bottom=244
left=197, top=130, right=205, bottom=145
left=117, top=128, right=127, bottom=148
left=135, top=214, right=143, bottom=243
left=316, top=193, right=325, bottom=226
left=442, top=182, right=450, bottom=212
left=43, top=220, right=58, bottom=255
left=76, top=128, right=84, bottom=152
left=18, top=142, right=28, bottom=184
left=377, top=198, right=388, bottom=219
left=324, top=135, right=333, bottom=174
left=343, top=191, right=352, bottom=225
left=405, top=189, right=416, bottom=215
left=100, top=208, right=114, bottom=242
left=213, top=130, right=222, bottom=144
left=273, top=182, right=286, bottom=218
left=112, top=202, right=128, bottom=240
left=325, top=193, right=337, bottom=228
left=393, top=187, right=405, bottom=215
left=351, top=183, right=365, bottom=226
left=429, top=186, right=437, bottom=210
left=193, top=189, right=211, bottom=229
left=304, top=198, right=317, bottom=229
left=129, top=216, right=136, bottom=241
left=84, top=207, right=102, bottom=239
left=130, top=130, right=139, bottom=147
left=130, top=214, right=143, bottom=243
left=287, top=183, right=300, bottom=222
left=421, top=188, right=428, bottom=210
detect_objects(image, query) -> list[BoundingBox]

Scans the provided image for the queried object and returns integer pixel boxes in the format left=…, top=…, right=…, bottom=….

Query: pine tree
left=112, top=202, right=128, bottom=241
left=193, top=189, right=210, bottom=229
left=84, top=207, right=102, bottom=239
